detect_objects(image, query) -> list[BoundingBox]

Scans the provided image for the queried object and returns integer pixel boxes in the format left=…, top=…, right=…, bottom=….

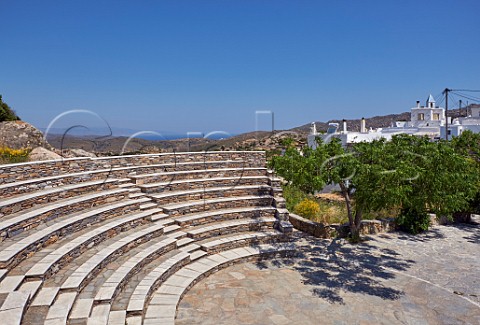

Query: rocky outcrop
left=0, top=121, right=51, bottom=150
left=67, top=149, right=97, bottom=158
left=29, top=147, right=62, bottom=161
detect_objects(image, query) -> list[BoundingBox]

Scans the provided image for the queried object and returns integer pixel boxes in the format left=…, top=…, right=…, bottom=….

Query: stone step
left=25, top=208, right=160, bottom=280
left=30, top=286, right=60, bottom=307
left=0, top=275, right=24, bottom=293
left=138, top=175, right=270, bottom=193
left=163, top=195, right=274, bottom=216
left=149, top=185, right=272, bottom=205
left=17, top=280, right=42, bottom=298
left=126, top=251, right=190, bottom=315
left=174, top=206, right=275, bottom=226
left=60, top=222, right=165, bottom=292
left=130, top=167, right=267, bottom=185
left=198, top=230, right=284, bottom=253
left=44, top=291, right=77, bottom=324
left=0, top=178, right=122, bottom=215
left=140, top=202, right=157, bottom=210
left=0, top=198, right=150, bottom=269
left=0, top=187, right=130, bottom=243
left=186, top=217, right=277, bottom=240
left=179, top=243, right=200, bottom=253
left=87, top=303, right=110, bottom=325
left=128, top=192, right=144, bottom=199
left=163, top=225, right=181, bottom=234
left=108, top=310, right=126, bottom=325
left=0, top=269, right=7, bottom=281
left=149, top=213, right=170, bottom=222
left=189, top=250, right=207, bottom=261
left=176, top=237, right=194, bottom=247
left=70, top=297, right=94, bottom=320
left=0, top=291, right=30, bottom=325
left=0, top=168, right=126, bottom=199
left=93, top=237, right=177, bottom=304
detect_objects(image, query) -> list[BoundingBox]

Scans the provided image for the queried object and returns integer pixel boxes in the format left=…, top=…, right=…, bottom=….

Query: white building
left=440, top=105, right=480, bottom=138
left=308, top=95, right=448, bottom=148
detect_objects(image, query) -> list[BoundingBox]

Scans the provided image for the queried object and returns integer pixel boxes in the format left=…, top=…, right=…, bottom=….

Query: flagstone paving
left=177, top=220, right=480, bottom=325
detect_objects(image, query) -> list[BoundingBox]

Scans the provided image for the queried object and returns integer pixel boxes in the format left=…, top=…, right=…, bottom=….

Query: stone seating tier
left=162, top=195, right=274, bottom=216
left=173, top=206, right=276, bottom=226
left=0, top=187, right=132, bottom=243
left=0, top=197, right=151, bottom=269
left=0, top=159, right=252, bottom=199
left=0, top=178, right=128, bottom=214
left=130, top=167, right=268, bottom=185
left=0, top=151, right=265, bottom=185
left=138, top=175, right=271, bottom=193
left=150, top=184, right=272, bottom=205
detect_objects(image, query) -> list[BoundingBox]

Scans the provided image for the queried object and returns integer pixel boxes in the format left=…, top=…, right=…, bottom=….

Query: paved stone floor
left=177, top=221, right=480, bottom=324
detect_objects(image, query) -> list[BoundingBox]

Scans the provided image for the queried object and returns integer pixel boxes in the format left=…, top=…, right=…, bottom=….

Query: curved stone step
left=174, top=206, right=275, bottom=226
left=0, top=198, right=150, bottom=269
left=0, top=291, right=30, bottom=325
left=186, top=217, right=277, bottom=240
left=126, top=251, right=191, bottom=316
left=24, top=208, right=162, bottom=280
left=163, top=195, right=274, bottom=216
left=198, top=230, right=285, bottom=253
left=150, top=184, right=272, bottom=205
left=44, top=291, right=76, bottom=324
left=131, top=167, right=267, bottom=185
left=93, top=236, right=178, bottom=304
left=139, top=175, right=270, bottom=193
left=60, top=223, right=165, bottom=292
left=0, top=187, right=130, bottom=242
left=0, top=178, right=124, bottom=215
left=0, top=169, right=121, bottom=199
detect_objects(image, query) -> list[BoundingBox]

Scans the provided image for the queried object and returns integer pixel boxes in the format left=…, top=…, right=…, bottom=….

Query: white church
left=308, top=95, right=480, bottom=148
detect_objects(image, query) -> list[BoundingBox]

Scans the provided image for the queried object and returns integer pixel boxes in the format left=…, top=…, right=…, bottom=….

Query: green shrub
left=294, top=198, right=320, bottom=219
left=0, top=147, right=30, bottom=164
left=0, top=95, right=20, bottom=122
left=396, top=207, right=430, bottom=234
left=282, top=184, right=309, bottom=211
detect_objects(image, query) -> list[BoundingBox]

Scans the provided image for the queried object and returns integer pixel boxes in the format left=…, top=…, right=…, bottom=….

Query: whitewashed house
left=308, top=95, right=449, bottom=148
left=440, top=105, right=480, bottom=138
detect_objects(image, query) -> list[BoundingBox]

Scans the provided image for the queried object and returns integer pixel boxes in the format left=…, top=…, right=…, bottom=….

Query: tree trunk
left=339, top=182, right=362, bottom=242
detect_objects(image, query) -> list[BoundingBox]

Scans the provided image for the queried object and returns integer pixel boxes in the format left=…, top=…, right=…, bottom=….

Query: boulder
left=69, top=148, right=96, bottom=158
left=0, top=121, right=52, bottom=150
left=29, top=147, right=62, bottom=162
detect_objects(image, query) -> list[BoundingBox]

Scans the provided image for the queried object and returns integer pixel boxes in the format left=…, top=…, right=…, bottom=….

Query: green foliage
left=281, top=184, right=309, bottom=211
left=294, top=198, right=320, bottom=219
left=270, top=138, right=326, bottom=194
left=0, top=95, right=20, bottom=122
left=0, top=147, right=30, bottom=164
left=273, top=133, right=480, bottom=240
left=451, top=131, right=480, bottom=214
left=396, top=207, right=430, bottom=234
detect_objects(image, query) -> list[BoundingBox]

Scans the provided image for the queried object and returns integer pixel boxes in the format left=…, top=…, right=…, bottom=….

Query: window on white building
left=433, top=113, right=440, bottom=120
left=418, top=113, right=424, bottom=121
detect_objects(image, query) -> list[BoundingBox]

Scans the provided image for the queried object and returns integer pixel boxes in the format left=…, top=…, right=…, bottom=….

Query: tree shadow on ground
left=394, top=227, right=446, bottom=242
left=255, top=233, right=413, bottom=304
left=444, top=219, right=480, bottom=244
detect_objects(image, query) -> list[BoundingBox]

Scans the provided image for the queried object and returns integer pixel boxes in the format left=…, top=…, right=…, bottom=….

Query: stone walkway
left=176, top=221, right=480, bottom=324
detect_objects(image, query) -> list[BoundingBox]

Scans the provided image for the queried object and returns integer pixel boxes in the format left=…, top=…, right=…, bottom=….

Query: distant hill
left=44, top=106, right=476, bottom=155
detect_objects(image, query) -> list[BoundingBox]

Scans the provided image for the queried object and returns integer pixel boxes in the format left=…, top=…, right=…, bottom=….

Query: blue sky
left=1, top=0, right=479, bottom=136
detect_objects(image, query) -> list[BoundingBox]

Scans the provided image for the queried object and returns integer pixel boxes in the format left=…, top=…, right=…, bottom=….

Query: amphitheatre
left=0, top=149, right=478, bottom=325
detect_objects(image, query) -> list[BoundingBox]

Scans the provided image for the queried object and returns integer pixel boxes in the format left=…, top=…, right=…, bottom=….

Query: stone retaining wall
left=289, top=213, right=396, bottom=238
